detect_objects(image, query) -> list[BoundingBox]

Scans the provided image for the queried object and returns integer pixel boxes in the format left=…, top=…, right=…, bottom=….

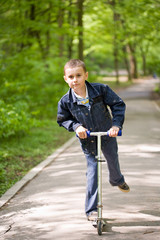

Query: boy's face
left=64, top=67, right=88, bottom=93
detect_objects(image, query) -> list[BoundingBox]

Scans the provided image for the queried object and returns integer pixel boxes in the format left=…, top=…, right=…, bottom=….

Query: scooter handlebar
left=86, top=129, right=122, bottom=137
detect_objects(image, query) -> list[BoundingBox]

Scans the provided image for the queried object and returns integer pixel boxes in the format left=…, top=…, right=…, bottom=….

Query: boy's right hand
left=76, top=126, right=88, bottom=139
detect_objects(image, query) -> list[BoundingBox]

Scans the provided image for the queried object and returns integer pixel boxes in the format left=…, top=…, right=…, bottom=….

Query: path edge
left=0, top=136, right=76, bottom=209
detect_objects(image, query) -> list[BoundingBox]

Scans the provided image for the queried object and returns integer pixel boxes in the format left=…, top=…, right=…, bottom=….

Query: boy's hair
left=64, top=59, right=86, bottom=74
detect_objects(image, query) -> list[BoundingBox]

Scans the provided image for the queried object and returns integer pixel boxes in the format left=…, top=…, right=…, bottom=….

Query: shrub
left=0, top=100, right=38, bottom=138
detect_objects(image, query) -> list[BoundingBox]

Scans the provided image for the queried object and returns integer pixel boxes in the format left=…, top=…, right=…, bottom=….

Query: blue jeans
left=83, top=137, right=124, bottom=216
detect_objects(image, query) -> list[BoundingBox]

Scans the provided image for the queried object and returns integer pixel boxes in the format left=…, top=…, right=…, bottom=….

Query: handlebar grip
left=117, top=129, right=122, bottom=136
left=86, top=129, right=122, bottom=137
left=86, top=130, right=91, bottom=137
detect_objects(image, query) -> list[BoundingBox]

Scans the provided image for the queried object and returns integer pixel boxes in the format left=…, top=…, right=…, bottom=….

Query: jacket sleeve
left=102, top=85, right=126, bottom=128
left=57, top=99, right=82, bottom=132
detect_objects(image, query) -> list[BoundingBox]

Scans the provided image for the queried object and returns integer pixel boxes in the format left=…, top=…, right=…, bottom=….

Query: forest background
left=0, top=0, right=160, bottom=196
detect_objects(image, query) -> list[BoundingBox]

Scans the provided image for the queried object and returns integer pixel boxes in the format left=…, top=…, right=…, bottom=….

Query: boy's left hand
left=109, top=126, right=120, bottom=137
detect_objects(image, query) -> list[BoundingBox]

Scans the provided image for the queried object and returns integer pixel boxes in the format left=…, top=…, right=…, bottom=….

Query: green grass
left=96, top=76, right=133, bottom=90
left=0, top=120, right=74, bottom=197
left=90, top=75, right=133, bottom=90
left=154, top=85, right=160, bottom=94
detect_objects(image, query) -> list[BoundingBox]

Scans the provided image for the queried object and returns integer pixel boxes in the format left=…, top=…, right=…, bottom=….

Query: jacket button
left=91, top=140, right=94, bottom=143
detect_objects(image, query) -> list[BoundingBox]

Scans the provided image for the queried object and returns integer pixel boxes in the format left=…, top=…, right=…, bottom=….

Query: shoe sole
left=118, top=186, right=130, bottom=193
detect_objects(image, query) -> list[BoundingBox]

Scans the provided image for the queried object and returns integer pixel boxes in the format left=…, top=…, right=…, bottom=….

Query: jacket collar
left=86, top=81, right=99, bottom=99
left=68, top=81, right=100, bottom=103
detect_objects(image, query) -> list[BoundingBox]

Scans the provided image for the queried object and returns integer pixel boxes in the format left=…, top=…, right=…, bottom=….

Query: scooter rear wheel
left=97, top=220, right=103, bottom=235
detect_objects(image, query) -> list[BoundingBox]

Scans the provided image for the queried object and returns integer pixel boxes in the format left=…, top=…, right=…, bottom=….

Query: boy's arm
left=57, top=100, right=82, bottom=132
left=102, top=85, right=126, bottom=129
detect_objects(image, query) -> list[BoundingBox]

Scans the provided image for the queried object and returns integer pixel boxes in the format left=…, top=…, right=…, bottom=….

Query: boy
left=57, top=59, right=130, bottom=221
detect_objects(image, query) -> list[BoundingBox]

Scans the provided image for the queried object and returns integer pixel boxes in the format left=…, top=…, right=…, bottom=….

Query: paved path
left=0, top=78, right=160, bottom=240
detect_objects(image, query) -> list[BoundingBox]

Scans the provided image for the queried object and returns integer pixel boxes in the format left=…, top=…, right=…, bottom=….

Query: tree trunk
left=108, top=0, right=120, bottom=84
left=24, top=3, right=36, bottom=48
left=113, top=39, right=119, bottom=84
left=77, top=0, right=84, bottom=61
left=140, top=46, right=147, bottom=76
left=67, top=0, right=73, bottom=59
left=128, top=43, right=138, bottom=79
left=113, top=8, right=120, bottom=84
left=123, top=45, right=132, bottom=81
left=58, top=2, right=64, bottom=58
left=142, top=52, right=146, bottom=76
left=27, top=2, right=46, bottom=59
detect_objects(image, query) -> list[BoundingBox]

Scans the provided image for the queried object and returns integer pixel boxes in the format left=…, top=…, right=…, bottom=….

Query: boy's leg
left=101, top=137, right=125, bottom=186
left=84, top=153, right=98, bottom=216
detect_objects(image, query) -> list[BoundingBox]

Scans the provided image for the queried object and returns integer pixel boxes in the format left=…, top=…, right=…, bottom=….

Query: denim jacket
left=57, top=81, right=126, bottom=133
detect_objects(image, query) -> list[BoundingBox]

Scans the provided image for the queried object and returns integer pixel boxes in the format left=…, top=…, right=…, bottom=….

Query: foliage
left=0, top=100, right=38, bottom=138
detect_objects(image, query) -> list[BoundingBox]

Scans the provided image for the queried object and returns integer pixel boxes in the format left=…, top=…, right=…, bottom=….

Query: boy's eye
left=69, top=75, right=73, bottom=79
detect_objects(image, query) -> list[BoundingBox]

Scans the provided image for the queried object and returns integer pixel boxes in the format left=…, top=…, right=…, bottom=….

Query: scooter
left=86, top=130, right=122, bottom=235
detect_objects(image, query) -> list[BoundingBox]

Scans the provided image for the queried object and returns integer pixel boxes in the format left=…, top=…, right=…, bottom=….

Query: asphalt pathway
left=0, top=78, right=160, bottom=240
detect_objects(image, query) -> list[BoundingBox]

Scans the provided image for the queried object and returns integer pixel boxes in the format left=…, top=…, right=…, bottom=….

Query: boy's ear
left=64, top=76, right=67, bottom=82
left=85, top=72, right=88, bottom=80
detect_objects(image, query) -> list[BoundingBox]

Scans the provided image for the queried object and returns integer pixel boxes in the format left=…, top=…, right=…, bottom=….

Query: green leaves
left=0, top=100, right=38, bottom=138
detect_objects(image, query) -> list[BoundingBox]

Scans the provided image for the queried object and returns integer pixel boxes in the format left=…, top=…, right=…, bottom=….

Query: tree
left=67, top=0, right=75, bottom=59
left=77, top=0, right=84, bottom=60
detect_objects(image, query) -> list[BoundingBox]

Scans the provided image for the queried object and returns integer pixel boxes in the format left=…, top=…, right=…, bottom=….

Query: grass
left=0, top=120, right=74, bottom=197
left=0, top=78, right=133, bottom=197
left=96, top=75, right=133, bottom=90
left=153, top=84, right=160, bottom=108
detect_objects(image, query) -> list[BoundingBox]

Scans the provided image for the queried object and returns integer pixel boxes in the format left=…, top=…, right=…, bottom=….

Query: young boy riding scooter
left=57, top=59, right=130, bottom=221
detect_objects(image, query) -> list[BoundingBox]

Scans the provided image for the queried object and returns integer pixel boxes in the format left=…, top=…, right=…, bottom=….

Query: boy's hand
left=109, top=126, right=120, bottom=137
left=76, top=126, right=88, bottom=139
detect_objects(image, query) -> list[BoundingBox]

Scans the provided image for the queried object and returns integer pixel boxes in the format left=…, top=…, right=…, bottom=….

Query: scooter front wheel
left=97, top=220, right=103, bottom=235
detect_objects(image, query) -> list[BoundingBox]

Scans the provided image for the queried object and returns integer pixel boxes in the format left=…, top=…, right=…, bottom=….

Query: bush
left=0, top=51, right=68, bottom=119
left=0, top=100, right=39, bottom=138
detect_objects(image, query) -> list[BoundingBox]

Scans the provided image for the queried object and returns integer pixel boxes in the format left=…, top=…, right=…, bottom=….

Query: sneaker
left=118, top=182, right=130, bottom=193
left=87, top=211, right=98, bottom=221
